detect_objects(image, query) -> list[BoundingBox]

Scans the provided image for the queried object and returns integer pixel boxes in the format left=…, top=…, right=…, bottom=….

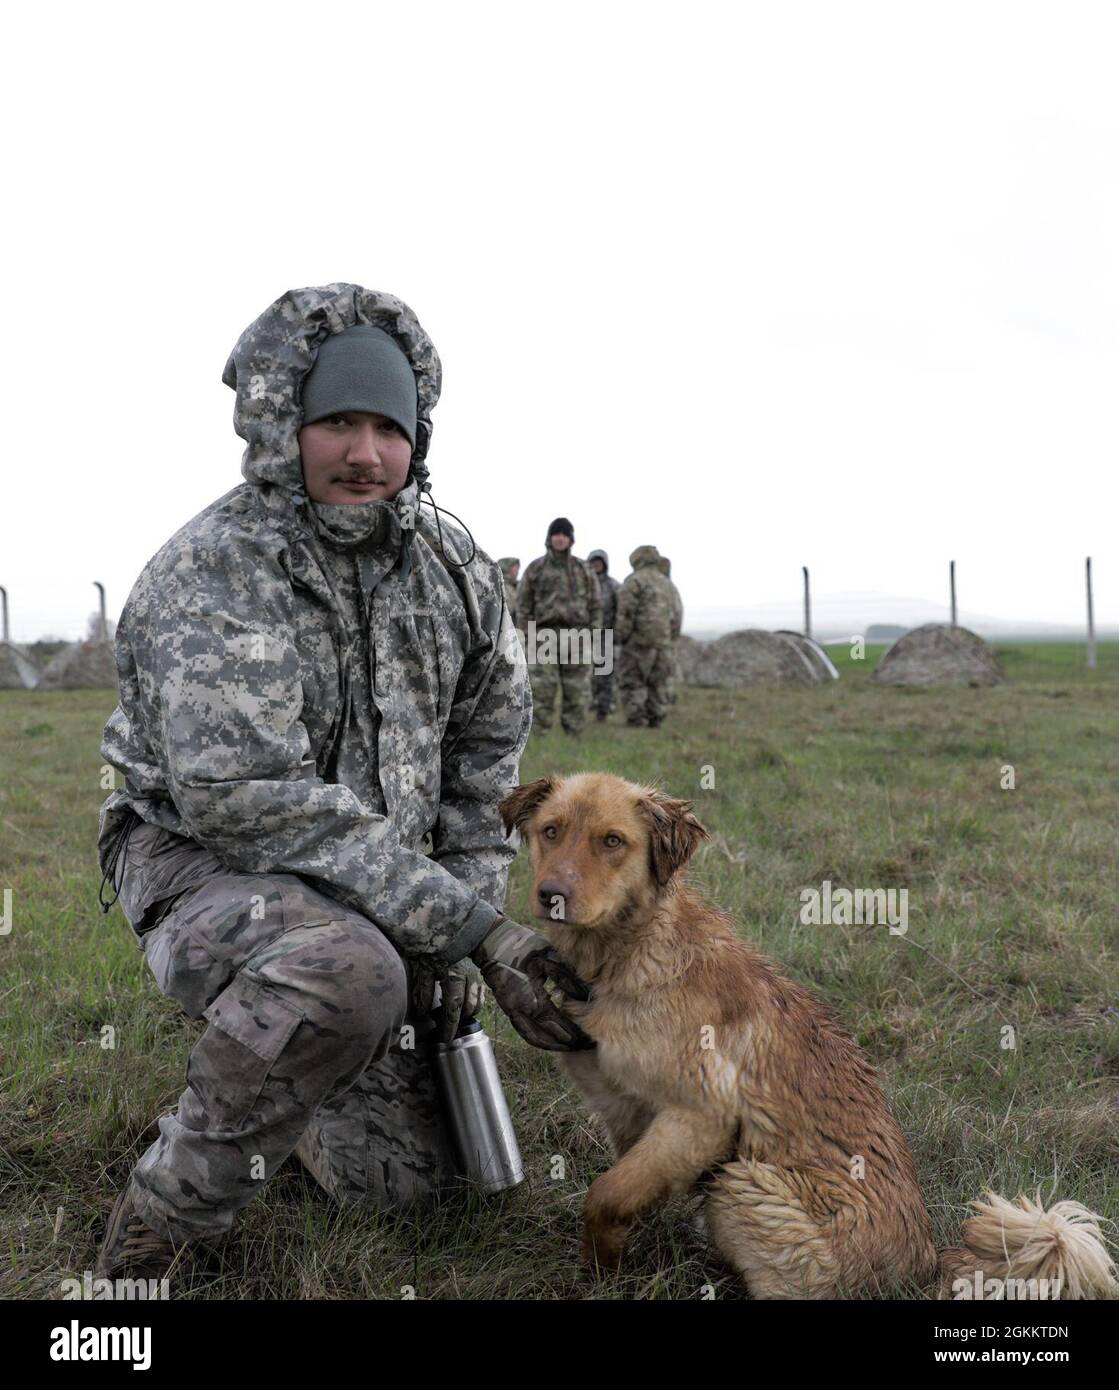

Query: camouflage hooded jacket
left=614, top=545, right=682, bottom=647
left=497, top=558, right=520, bottom=621
left=516, top=540, right=602, bottom=632
left=98, top=284, right=531, bottom=967
left=587, top=549, right=621, bottom=630
left=657, top=556, right=685, bottom=638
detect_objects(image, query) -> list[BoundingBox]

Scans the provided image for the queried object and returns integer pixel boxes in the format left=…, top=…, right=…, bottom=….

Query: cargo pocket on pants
left=187, top=971, right=305, bottom=1131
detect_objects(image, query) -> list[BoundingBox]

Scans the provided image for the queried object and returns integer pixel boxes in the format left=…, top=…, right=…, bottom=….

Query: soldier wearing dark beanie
left=518, top=515, right=602, bottom=735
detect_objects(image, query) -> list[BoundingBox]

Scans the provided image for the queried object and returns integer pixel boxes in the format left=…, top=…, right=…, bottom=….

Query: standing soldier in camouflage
left=615, top=545, right=681, bottom=728
left=498, top=557, right=520, bottom=620
left=657, top=554, right=684, bottom=706
left=516, top=518, right=602, bottom=735
left=94, top=284, right=590, bottom=1279
left=588, top=549, right=621, bottom=722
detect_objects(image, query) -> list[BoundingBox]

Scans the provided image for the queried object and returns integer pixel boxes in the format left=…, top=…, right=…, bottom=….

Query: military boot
left=96, top=1179, right=191, bottom=1280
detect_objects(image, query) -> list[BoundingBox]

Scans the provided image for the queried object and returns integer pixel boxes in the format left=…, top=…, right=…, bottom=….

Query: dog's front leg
left=581, top=1106, right=732, bottom=1272
left=558, top=1050, right=655, bottom=1157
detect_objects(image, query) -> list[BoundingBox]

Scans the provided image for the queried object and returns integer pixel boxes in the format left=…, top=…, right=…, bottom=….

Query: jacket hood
left=222, top=283, right=441, bottom=534
left=497, top=557, right=520, bottom=577
left=587, top=548, right=609, bottom=571
left=629, top=545, right=661, bottom=570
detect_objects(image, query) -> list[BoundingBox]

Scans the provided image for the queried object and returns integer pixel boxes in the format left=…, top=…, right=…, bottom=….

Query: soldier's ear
left=498, top=778, right=557, bottom=837
left=635, top=787, right=709, bottom=887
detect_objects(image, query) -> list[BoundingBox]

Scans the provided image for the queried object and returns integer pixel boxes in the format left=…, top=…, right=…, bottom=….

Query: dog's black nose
left=537, top=881, right=569, bottom=921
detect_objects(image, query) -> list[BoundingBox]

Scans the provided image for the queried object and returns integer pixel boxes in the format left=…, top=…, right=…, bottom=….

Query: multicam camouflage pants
left=591, top=644, right=619, bottom=717
left=591, top=667, right=614, bottom=716
left=528, top=643, right=592, bottom=734
left=104, top=814, right=457, bottom=1245
left=619, top=643, right=675, bottom=724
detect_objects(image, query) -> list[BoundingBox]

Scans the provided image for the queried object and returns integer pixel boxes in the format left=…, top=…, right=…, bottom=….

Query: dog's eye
left=542, top=825, right=558, bottom=840
left=604, top=834, right=624, bottom=848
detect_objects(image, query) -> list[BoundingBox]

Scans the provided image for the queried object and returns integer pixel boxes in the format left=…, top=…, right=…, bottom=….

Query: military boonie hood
left=498, top=557, right=520, bottom=578
left=222, top=283, right=441, bottom=553
left=587, top=548, right=610, bottom=572
left=630, top=545, right=661, bottom=569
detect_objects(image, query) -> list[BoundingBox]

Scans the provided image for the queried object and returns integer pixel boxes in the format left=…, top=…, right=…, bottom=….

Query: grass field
left=2, top=641, right=1117, bottom=1300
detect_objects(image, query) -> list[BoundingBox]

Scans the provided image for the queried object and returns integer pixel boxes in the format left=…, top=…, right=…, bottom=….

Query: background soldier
left=516, top=518, right=602, bottom=736
left=498, top=556, right=520, bottom=619
left=615, top=544, right=680, bottom=728
left=588, top=548, right=621, bottom=722
left=94, top=284, right=589, bottom=1280
left=657, top=554, right=684, bottom=705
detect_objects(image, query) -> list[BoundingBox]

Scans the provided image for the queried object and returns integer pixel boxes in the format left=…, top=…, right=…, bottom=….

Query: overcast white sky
left=4, top=0, right=1116, bottom=641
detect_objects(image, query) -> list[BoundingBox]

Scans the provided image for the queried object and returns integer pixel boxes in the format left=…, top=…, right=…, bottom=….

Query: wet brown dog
left=499, top=772, right=1117, bottom=1299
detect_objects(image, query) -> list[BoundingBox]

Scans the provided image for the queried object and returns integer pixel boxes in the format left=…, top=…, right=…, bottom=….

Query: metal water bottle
left=434, top=1019, right=524, bottom=1194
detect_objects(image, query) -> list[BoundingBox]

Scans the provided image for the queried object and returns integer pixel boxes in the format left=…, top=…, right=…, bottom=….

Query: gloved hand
left=409, top=956, right=486, bottom=1043
left=471, top=916, right=594, bottom=1052
left=437, top=957, right=485, bottom=1044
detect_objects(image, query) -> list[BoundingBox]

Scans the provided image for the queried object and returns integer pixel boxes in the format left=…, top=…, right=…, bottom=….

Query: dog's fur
left=499, top=772, right=1117, bottom=1299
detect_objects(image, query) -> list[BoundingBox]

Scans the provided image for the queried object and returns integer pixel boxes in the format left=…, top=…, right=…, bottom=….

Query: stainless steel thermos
left=433, top=1020, right=524, bottom=1194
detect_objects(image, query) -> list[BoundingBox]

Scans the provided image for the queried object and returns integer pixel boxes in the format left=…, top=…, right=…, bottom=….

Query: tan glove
left=471, top=916, right=594, bottom=1051
left=409, top=956, right=486, bottom=1043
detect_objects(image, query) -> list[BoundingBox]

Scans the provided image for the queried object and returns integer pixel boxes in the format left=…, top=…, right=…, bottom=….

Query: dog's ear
left=498, top=777, right=556, bottom=837
left=636, top=787, right=709, bottom=887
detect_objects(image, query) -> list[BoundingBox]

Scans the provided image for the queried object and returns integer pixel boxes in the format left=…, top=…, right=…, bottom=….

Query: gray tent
left=689, top=629, right=838, bottom=688
left=38, top=640, right=119, bottom=691
left=774, top=631, right=840, bottom=683
left=0, top=642, right=41, bottom=689
left=676, top=634, right=706, bottom=684
left=872, top=623, right=1004, bottom=687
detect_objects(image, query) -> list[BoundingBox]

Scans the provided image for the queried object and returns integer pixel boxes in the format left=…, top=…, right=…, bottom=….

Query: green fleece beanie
left=301, top=324, right=418, bottom=447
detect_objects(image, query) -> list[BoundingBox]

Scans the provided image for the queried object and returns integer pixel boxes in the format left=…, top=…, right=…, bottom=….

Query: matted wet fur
left=499, top=772, right=1117, bottom=1300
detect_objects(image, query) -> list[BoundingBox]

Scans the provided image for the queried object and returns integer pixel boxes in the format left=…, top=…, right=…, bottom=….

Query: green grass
left=2, top=642, right=1117, bottom=1299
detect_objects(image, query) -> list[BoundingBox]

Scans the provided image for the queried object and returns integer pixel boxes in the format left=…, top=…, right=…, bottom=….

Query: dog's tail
left=939, top=1190, right=1117, bottom=1299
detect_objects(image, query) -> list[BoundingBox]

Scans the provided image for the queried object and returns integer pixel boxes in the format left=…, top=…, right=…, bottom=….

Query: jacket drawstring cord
left=98, top=808, right=139, bottom=914
left=419, top=485, right=477, bottom=568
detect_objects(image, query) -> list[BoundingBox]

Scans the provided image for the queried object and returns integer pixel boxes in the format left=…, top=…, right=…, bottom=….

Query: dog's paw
left=579, top=1220, right=626, bottom=1273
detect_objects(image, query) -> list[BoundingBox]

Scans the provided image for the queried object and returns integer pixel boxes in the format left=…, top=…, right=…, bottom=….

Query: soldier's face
left=510, top=563, right=520, bottom=581
left=590, top=558, right=604, bottom=574
left=298, top=411, right=413, bottom=504
left=550, top=534, right=572, bottom=552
